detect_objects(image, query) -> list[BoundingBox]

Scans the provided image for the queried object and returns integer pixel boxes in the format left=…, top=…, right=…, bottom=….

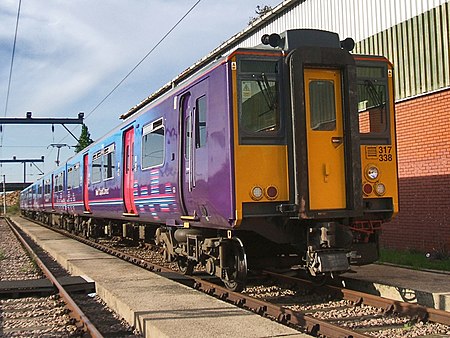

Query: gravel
left=242, top=280, right=450, bottom=337
left=0, top=295, right=79, bottom=337
left=13, top=220, right=449, bottom=338
left=0, top=221, right=42, bottom=281
left=0, top=219, right=142, bottom=337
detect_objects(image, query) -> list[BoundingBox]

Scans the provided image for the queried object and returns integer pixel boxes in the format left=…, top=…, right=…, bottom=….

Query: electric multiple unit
left=21, top=29, right=398, bottom=291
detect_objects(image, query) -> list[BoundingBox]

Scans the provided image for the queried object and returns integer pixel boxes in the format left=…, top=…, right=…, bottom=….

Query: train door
left=123, top=127, right=137, bottom=215
left=83, top=153, right=91, bottom=213
left=304, top=68, right=346, bottom=210
left=179, top=80, right=208, bottom=219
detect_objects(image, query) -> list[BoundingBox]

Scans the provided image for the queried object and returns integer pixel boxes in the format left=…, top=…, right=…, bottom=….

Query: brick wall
left=380, top=88, right=450, bottom=253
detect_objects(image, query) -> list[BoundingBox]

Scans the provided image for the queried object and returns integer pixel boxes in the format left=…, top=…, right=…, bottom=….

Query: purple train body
left=22, top=61, right=233, bottom=225
left=21, top=29, right=399, bottom=291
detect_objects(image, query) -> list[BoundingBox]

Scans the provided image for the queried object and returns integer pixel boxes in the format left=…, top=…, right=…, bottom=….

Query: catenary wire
left=3, top=0, right=22, bottom=121
left=8, top=0, right=202, bottom=178
left=2, top=1, right=205, bottom=178
left=2, top=0, right=22, bottom=121
left=85, top=0, right=202, bottom=120
left=1, top=0, right=22, bottom=178
left=54, top=0, right=202, bottom=151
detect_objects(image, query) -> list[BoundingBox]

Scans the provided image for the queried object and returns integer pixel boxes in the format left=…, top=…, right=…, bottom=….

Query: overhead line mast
left=0, top=112, right=85, bottom=142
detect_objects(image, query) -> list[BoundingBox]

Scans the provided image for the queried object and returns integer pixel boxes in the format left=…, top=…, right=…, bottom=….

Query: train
left=20, top=29, right=399, bottom=291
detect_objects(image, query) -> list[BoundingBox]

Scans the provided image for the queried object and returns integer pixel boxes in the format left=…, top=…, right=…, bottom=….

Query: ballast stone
left=12, top=216, right=312, bottom=338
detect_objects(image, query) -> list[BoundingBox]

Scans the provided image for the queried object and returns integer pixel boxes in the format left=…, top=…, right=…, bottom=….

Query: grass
left=1, top=202, right=20, bottom=216
left=6, top=204, right=20, bottom=215
left=379, top=248, right=450, bottom=272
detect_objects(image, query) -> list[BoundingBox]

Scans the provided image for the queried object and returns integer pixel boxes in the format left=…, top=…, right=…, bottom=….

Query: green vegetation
left=75, top=124, right=94, bottom=153
left=379, top=248, right=450, bottom=272
left=7, top=203, right=20, bottom=215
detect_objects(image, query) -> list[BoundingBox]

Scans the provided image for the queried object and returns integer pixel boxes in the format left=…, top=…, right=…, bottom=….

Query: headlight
left=374, top=183, right=386, bottom=196
left=250, top=186, right=263, bottom=200
left=366, top=165, right=379, bottom=181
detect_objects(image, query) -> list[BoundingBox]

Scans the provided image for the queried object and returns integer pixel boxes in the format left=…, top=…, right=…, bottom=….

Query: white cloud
left=0, top=0, right=281, bottom=181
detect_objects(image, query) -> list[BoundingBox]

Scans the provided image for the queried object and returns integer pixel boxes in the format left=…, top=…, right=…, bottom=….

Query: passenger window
left=309, top=80, right=336, bottom=131
left=61, top=172, right=65, bottom=191
left=91, top=152, right=102, bottom=183
left=103, top=144, right=115, bottom=180
left=104, top=152, right=115, bottom=179
left=67, top=167, right=73, bottom=190
left=54, top=174, right=60, bottom=192
left=45, top=179, right=51, bottom=194
left=57, top=172, right=64, bottom=192
left=67, top=163, right=81, bottom=189
left=73, top=163, right=80, bottom=188
left=195, top=96, right=207, bottom=148
left=142, top=119, right=165, bottom=169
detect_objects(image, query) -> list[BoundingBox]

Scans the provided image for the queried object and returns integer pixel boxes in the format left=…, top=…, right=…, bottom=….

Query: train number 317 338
left=379, top=146, right=393, bottom=161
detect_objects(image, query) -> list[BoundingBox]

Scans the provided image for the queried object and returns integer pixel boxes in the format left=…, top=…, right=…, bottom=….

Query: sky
left=0, top=0, right=281, bottom=183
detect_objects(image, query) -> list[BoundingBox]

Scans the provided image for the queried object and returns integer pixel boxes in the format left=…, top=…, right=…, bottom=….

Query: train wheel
left=222, top=238, right=247, bottom=292
left=177, top=257, right=195, bottom=275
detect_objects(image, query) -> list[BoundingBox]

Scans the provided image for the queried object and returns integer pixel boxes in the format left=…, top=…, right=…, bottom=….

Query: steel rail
left=262, top=269, right=450, bottom=326
left=190, top=282, right=371, bottom=338
left=19, top=216, right=371, bottom=338
left=6, top=217, right=104, bottom=338
left=18, top=215, right=450, bottom=336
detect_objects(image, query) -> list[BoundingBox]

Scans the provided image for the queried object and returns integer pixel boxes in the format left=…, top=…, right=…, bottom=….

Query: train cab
left=229, top=30, right=398, bottom=278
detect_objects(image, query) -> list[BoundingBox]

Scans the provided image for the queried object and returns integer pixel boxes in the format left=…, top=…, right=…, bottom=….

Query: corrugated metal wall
left=354, top=2, right=450, bottom=100
left=237, top=1, right=448, bottom=47
left=230, top=0, right=450, bottom=101
left=147, top=0, right=449, bottom=109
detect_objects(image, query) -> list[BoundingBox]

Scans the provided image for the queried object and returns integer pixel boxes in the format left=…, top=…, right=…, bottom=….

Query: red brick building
left=381, top=88, right=450, bottom=252
left=353, top=3, right=450, bottom=254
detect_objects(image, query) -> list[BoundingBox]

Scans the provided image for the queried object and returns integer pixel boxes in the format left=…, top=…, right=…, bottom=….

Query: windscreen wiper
left=364, top=79, right=385, bottom=123
left=254, top=73, right=277, bottom=111
left=364, top=79, right=384, bottom=109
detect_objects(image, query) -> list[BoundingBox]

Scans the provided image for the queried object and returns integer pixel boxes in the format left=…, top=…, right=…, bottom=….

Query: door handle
left=323, top=163, right=330, bottom=183
left=331, top=137, right=343, bottom=146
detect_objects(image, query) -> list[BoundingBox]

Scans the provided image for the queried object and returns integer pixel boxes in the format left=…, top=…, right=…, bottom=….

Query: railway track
left=0, top=217, right=140, bottom=337
left=251, top=271, right=450, bottom=337
left=17, top=216, right=450, bottom=338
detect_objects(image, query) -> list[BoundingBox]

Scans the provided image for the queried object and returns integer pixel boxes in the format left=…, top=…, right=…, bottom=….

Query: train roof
left=120, top=52, right=229, bottom=120
left=122, top=28, right=350, bottom=120
left=353, top=54, right=394, bottom=67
